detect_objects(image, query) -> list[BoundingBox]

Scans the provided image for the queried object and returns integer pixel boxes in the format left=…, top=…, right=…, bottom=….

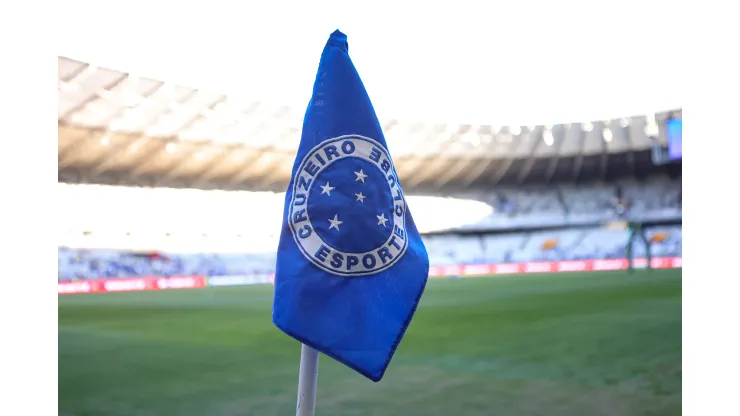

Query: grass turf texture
left=59, top=269, right=681, bottom=416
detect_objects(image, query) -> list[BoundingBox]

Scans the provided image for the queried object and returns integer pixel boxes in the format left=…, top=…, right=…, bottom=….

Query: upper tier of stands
left=453, top=178, right=681, bottom=230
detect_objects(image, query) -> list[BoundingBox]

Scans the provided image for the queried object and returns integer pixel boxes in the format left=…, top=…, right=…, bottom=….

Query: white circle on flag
left=288, top=135, right=409, bottom=277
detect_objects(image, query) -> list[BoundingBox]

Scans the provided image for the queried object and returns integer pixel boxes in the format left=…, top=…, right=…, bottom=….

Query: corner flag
left=273, top=30, right=429, bottom=382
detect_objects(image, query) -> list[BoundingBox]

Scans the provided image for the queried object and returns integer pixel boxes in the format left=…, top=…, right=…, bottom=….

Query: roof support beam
left=116, top=141, right=168, bottom=184
left=516, top=129, right=543, bottom=184
left=544, top=128, right=567, bottom=184
left=147, top=96, right=229, bottom=187
left=599, top=124, right=610, bottom=181
left=394, top=156, right=431, bottom=187
left=403, top=158, right=454, bottom=189
left=85, top=135, right=149, bottom=177
left=188, top=149, right=235, bottom=188
left=401, top=134, right=462, bottom=189
left=59, top=74, right=128, bottom=120
left=571, top=128, right=586, bottom=181
left=221, top=152, right=276, bottom=188
left=600, top=152, right=609, bottom=181
left=491, top=156, right=516, bottom=186
left=58, top=61, right=90, bottom=83
left=152, top=144, right=207, bottom=187
left=623, top=124, right=637, bottom=179
left=459, top=158, right=497, bottom=188
left=432, top=158, right=479, bottom=190
left=58, top=128, right=107, bottom=169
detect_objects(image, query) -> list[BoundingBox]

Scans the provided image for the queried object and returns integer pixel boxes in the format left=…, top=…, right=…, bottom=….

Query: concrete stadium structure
left=59, top=57, right=681, bottom=193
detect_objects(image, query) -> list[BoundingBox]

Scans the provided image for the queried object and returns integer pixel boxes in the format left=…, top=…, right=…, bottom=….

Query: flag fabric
left=272, top=30, right=430, bottom=382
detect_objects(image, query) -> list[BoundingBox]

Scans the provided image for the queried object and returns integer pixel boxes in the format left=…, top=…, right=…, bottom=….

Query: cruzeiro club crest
left=288, top=135, right=409, bottom=276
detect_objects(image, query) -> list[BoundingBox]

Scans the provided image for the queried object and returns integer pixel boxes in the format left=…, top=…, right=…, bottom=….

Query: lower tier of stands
left=58, top=226, right=682, bottom=281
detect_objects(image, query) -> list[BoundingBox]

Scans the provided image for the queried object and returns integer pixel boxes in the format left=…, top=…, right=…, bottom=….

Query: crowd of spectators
left=59, top=180, right=681, bottom=281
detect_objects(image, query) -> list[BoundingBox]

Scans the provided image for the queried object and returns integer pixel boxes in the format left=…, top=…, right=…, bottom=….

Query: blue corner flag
left=272, top=30, right=429, bottom=382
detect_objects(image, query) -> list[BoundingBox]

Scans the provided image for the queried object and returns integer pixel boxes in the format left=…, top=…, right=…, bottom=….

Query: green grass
left=59, top=269, right=681, bottom=416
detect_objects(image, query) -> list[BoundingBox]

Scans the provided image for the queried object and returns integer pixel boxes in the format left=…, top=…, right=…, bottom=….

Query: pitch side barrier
left=58, top=257, right=681, bottom=295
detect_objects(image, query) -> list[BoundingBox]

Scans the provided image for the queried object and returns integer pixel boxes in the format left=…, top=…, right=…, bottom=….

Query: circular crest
left=288, top=135, right=409, bottom=276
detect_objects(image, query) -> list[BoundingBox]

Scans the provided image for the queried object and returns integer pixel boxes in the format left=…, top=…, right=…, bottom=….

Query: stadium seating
left=57, top=181, right=681, bottom=280
left=58, top=225, right=681, bottom=280
left=422, top=226, right=681, bottom=267
left=456, top=180, right=681, bottom=230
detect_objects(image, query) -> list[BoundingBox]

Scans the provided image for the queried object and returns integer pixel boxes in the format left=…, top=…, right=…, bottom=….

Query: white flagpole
left=296, top=344, right=320, bottom=416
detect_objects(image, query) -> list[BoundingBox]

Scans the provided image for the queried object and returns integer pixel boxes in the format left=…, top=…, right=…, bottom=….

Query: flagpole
left=296, top=344, right=320, bottom=416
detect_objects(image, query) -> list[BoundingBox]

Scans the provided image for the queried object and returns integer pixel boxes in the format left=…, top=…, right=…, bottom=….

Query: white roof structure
left=58, top=2, right=682, bottom=192
left=58, top=56, right=679, bottom=192
left=56, top=4, right=684, bottom=253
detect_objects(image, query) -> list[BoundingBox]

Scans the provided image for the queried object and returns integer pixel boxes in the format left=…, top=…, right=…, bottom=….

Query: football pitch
left=59, top=269, right=681, bottom=416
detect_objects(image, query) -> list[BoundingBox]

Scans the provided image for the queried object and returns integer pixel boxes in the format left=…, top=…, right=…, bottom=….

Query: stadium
left=58, top=26, right=682, bottom=416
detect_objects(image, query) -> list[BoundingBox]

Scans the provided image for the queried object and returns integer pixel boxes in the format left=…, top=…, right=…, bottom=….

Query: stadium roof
left=58, top=4, right=681, bottom=191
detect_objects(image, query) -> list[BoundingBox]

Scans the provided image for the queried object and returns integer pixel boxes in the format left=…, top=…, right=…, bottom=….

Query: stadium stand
left=57, top=57, right=681, bottom=283
left=58, top=181, right=681, bottom=280
left=453, top=180, right=682, bottom=230
left=58, top=225, right=682, bottom=280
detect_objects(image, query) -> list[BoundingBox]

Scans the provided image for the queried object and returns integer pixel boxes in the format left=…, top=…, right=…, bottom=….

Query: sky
left=57, top=0, right=681, bottom=127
